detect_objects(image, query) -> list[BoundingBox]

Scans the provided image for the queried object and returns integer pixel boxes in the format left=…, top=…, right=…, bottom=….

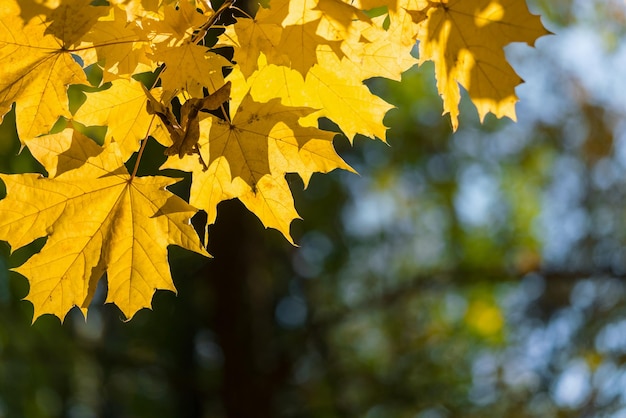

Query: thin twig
left=192, top=0, right=234, bottom=44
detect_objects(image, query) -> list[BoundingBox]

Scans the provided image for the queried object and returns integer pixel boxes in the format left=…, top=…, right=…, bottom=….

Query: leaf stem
left=130, top=115, right=157, bottom=181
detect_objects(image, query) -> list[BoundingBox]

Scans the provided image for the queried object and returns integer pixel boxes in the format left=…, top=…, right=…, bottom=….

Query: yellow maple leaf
left=336, top=17, right=418, bottom=81
left=143, top=0, right=208, bottom=46
left=268, top=120, right=355, bottom=186
left=233, top=55, right=393, bottom=141
left=388, top=0, right=428, bottom=45
left=275, top=0, right=371, bottom=59
left=13, top=0, right=54, bottom=23
left=207, top=94, right=322, bottom=187
left=161, top=116, right=302, bottom=243
left=0, top=0, right=88, bottom=141
left=77, top=5, right=153, bottom=80
left=160, top=0, right=208, bottom=40
left=277, top=0, right=368, bottom=31
left=152, top=45, right=231, bottom=97
left=168, top=155, right=302, bottom=244
left=227, top=0, right=348, bottom=76
left=162, top=92, right=352, bottom=242
left=25, top=127, right=103, bottom=177
left=306, top=58, right=394, bottom=141
left=0, top=130, right=208, bottom=321
left=220, top=17, right=287, bottom=77
left=41, top=0, right=109, bottom=47
left=73, top=78, right=169, bottom=160
left=235, top=173, right=302, bottom=241
left=254, top=0, right=291, bottom=25
left=106, top=0, right=169, bottom=20
left=278, top=20, right=343, bottom=74
left=417, top=0, right=550, bottom=129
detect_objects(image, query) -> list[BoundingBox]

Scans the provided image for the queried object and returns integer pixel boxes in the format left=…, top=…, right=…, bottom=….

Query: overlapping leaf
left=77, top=6, right=152, bottom=80
left=228, top=54, right=394, bottom=141
left=152, top=46, right=230, bottom=97
left=163, top=92, right=352, bottom=242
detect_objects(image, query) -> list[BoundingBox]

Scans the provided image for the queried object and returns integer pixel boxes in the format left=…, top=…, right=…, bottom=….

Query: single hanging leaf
left=0, top=132, right=208, bottom=321
left=142, top=84, right=183, bottom=147
left=416, top=0, right=550, bottom=129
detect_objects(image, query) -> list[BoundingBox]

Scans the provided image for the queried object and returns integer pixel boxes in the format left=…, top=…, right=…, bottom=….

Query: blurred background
left=2, top=0, right=626, bottom=416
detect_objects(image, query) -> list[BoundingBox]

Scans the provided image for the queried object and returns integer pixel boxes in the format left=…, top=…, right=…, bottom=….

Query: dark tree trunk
left=204, top=199, right=290, bottom=418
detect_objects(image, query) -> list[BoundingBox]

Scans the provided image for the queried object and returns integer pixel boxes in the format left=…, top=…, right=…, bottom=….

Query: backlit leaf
left=0, top=132, right=207, bottom=321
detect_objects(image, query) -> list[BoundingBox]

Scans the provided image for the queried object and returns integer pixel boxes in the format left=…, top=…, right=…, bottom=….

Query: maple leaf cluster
left=0, top=0, right=549, bottom=322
